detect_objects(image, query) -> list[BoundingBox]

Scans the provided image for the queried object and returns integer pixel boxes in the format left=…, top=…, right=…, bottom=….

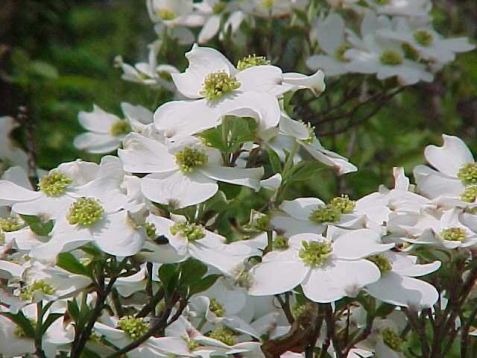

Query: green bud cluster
left=382, top=328, right=403, bottom=352
left=208, top=327, right=236, bottom=346
left=368, top=254, right=392, bottom=273
left=145, top=222, right=157, bottom=238
left=458, top=163, right=477, bottom=185
left=175, top=147, right=208, bottom=173
left=110, top=120, right=131, bottom=137
left=440, top=227, right=467, bottom=242
left=335, top=43, right=351, bottom=62
left=330, top=195, right=356, bottom=214
left=117, top=316, right=149, bottom=339
left=157, top=8, right=176, bottom=21
left=209, top=298, right=225, bottom=317
left=413, top=30, right=434, bottom=47
left=170, top=222, right=206, bottom=241
left=299, top=241, right=332, bottom=267
left=309, top=206, right=341, bottom=224
left=20, top=280, right=55, bottom=301
left=0, top=217, right=23, bottom=232
left=200, top=71, right=240, bottom=100
left=237, top=54, right=270, bottom=70
left=380, top=50, right=404, bottom=66
left=273, top=235, right=289, bottom=250
left=39, top=171, right=73, bottom=197
left=461, top=186, right=477, bottom=203
left=67, top=198, right=104, bottom=227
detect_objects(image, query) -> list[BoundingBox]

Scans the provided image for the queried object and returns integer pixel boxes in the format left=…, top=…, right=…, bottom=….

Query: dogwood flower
left=365, top=251, right=440, bottom=309
left=248, top=231, right=390, bottom=302
left=119, top=134, right=263, bottom=208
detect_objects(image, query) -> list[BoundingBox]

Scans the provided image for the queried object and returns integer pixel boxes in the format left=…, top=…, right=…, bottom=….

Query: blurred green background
left=0, top=0, right=476, bottom=198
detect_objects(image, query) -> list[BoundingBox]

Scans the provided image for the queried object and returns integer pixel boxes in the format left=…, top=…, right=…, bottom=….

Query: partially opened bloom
left=365, top=251, right=440, bottom=309
left=248, top=231, right=390, bottom=302
left=74, top=103, right=153, bottom=154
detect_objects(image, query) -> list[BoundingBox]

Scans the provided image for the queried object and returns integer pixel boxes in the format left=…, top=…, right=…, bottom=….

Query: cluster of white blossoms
left=1, top=0, right=477, bottom=357
left=114, top=0, right=474, bottom=89
left=2, top=38, right=477, bottom=356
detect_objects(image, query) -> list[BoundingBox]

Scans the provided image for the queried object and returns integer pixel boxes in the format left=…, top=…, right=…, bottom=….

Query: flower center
left=334, top=43, right=351, bottom=62
left=458, top=163, right=477, bottom=185
left=200, top=71, right=240, bottom=100
left=299, top=241, right=332, bottom=267
left=117, top=316, right=149, bottom=339
left=157, top=8, right=176, bottom=21
left=145, top=222, right=157, bottom=238
left=67, top=198, right=104, bottom=227
left=273, top=235, right=289, bottom=250
left=440, top=227, right=467, bottom=242
left=39, top=171, right=72, bottom=197
left=21, top=280, right=55, bottom=300
left=382, top=328, right=403, bottom=352
left=380, top=50, right=403, bottom=66
left=368, top=254, right=392, bottom=273
left=170, top=222, right=206, bottom=242
left=213, top=2, right=226, bottom=14
left=461, top=186, right=477, bottom=203
left=402, top=43, right=419, bottom=61
left=208, top=327, right=236, bottom=346
left=0, top=217, right=23, bottom=232
left=0, top=231, right=5, bottom=245
left=14, top=319, right=36, bottom=338
left=186, top=338, right=200, bottom=351
left=175, top=147, right=208, bottom=173
left=413, top=30, right=433, bottom=47
left=237, top=54, right=270, bottom=70
left=329, top=195, right=355, bottom=214
left=309, top=206, right=341, bottom=224
left=209, top=298, right=225, bottom=317
left=110, top=120, right=131, bottom=137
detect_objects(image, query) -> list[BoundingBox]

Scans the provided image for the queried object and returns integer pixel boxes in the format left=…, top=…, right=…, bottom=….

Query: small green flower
left=208, top=327, right=236, bottom=346
left=67, top=198, right=104, bottom=227
left=413, top=30, right=434, bottom=47
left=237, top=54, right=270, bottom=71
left=157, top=8, right=176, bottom=21
left=0, top=217, right=23, bottom=232
left=261, top=0, right=275, bottom=9
left=382, top=328, right=403, bottom=352
left=273, top=235, right=289, bottom=250
left=186, top=338, right=200, bottom=351
left=334, top=43, right=352, bottom=62
left=458, top=163, right=477, bottom=185
left=200, top=71, right=240, bottom=100
left=14, top=319, right=36, bottom=338
left=117, top=316, right=149, bottom=339
left=209, top=298, right=225, bottom=317
left=380, top=50, right=404, bottom=66
left=299, top=241, right=332, bottom=267
left=170, top=222, right=206, bottom=241
left=440, top=227, right=467, bottom=242
left=175, top=147, right=208, bottom=173
left=21, top=280, right=55, bottom=301
left=368, top=254, right=392, bottom=273
left=329, top=195, right=355, bottom=214
left=309, top=206, right=341, bottom=224
left=461, top=186, right=477, bottom=203
left=38, top=171, right=73, bottom=197
left=110, top=120, right=131, bottom=137
left=0, top=231, right=5, bottom=244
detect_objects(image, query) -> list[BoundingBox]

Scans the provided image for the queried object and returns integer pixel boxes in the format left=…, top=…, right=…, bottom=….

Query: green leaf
left=266, top=149, right=282, bottom=173
left=67, top=300, right=80, bottom=321
left=158, top=263, right=179, bottom=297
left=57, top=252, right=90, bottom=276
left=29, top=60, right=59, bottom=80
left=189, top=274, right=221, bottom=296
left=20, top=214, right=54, bottom=236
left=180, top=259, right=208, bottom=287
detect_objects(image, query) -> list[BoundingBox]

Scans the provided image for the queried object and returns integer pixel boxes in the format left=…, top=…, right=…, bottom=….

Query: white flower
left=307, top=13, right=352, bottom=76
left=378, top=18, right=475, bottom=65
left=154, top=45, right=324, bottom=140
left=271, top=196, right=362, bottom=237
left=74, top=103, right=153, bottom=154
left=366, top=0, right=431, bottom=18
left=248, top=231, right=389, bottom=302
left=119, top=134, right=263, bottom=208
left=146, top=0, right=199, bottom=26
left=414, top=134, right=476, bottom=203
left=346, top=34, right=433, bottom=86
left=365, top=251, right=440, bottom=309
